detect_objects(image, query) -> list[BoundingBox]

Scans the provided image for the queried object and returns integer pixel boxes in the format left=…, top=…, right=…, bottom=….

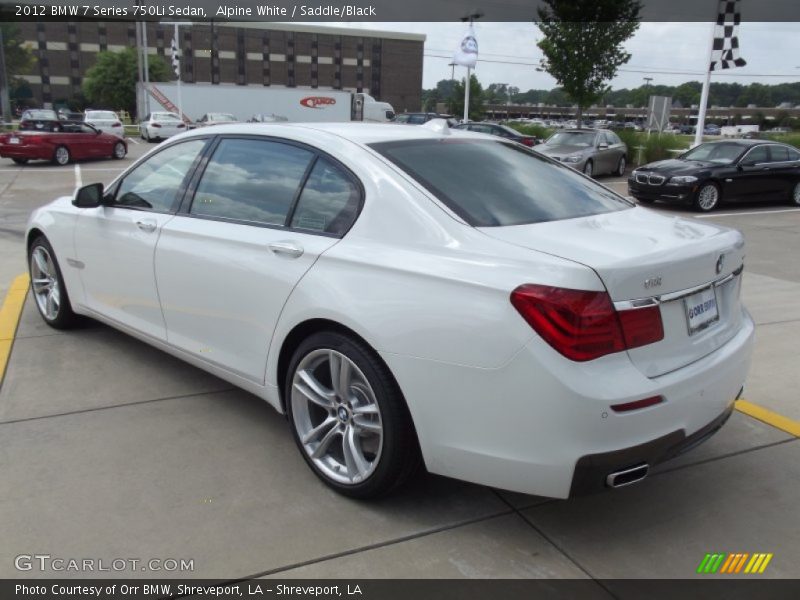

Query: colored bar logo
left=697, top=552, right=773, bottom=574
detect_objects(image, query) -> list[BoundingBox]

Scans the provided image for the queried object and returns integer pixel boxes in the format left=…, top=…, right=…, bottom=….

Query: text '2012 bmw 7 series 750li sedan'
left=26, top=121, right=754, bottom=499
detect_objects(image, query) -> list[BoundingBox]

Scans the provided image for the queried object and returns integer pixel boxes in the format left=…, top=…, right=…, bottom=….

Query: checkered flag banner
left=710, top=0, right=747, bottom=71
left=170, top=37, right=180, bottom=79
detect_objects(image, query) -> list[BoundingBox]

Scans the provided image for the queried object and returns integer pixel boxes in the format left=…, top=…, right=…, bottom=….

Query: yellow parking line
left=736, top=399, right=800, bottom=438
left=0, top=273, right=29, bottom=385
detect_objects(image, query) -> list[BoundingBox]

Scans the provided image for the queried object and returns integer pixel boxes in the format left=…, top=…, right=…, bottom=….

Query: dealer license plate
left=684, top=286, right=719, bottom=335
left=8, top=136, right=20, bottom=144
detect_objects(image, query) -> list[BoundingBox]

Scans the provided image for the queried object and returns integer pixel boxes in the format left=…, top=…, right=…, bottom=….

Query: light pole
left=459, top=11, right=482, bottom=123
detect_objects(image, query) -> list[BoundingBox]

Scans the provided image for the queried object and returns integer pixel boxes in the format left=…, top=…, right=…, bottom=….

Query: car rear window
left=24, top=110, right=57, bottom=120
left=371, top=139, right=632, bottom=227
left=87, top=111, right=117, bottom=120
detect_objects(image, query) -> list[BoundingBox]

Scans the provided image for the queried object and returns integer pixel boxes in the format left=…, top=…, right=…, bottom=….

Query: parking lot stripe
left=0, top=273, right=30, bottom=386
left=736, top=399, right=800, bottom=438
left=74, top=163, right=82, bottom=188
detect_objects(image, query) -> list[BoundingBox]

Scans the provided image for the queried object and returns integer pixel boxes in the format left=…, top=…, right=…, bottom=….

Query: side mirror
left=73, top=182, right=104, bottom=208
left=598, top=142, right=609, bottom=150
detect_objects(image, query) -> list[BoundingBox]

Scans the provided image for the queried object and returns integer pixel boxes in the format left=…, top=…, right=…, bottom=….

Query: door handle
left=268, top=242, right=304, bottom=258
left=135, top=219, right=157, bottom=233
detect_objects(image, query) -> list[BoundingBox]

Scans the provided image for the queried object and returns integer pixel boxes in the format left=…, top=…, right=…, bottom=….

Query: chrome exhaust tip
left=606, top=463, right=649, bottom=489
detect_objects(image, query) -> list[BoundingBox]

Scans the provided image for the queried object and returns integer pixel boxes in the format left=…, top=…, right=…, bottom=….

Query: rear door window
left=767, top=145, right=790, bottom=162
left=371, top=139, right=631, bottom=227
left=289, top=158, right=361, bottom=236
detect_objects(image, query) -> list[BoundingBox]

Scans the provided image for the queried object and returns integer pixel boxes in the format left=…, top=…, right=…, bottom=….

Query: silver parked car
left=535, top=129, right=628, bottom=177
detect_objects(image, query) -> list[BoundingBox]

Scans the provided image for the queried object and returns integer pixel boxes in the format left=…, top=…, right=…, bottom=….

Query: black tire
left=28, top=236, right=78, bottom=329
left=583, top=159, right=594, bottom=177
left=112, top=141, right=127, bottom=159
left=790, top=181, right=800, bottom=206
left=693, top=181, right=721, bottom=212
left=12, top=158, right=28, bottom=165
left=285, top=331, right=421, bottom=499
left=52, top=145, right=70, bottom=166
left=616, top=155, right=627, bottom=177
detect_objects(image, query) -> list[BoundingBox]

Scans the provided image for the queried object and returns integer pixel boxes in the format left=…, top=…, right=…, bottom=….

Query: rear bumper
left=569, top=399, right=736, bottom=496
left=386, top=307, right=755, bottom=499
left=0, top=144, right=52, bottom=161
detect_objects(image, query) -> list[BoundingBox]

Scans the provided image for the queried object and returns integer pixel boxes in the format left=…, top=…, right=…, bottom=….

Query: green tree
left=2, top=23, right=35, bottom=111
left=537, top=0, right=641, bottom=126
left=83, top=47, right=170, bottom=118
left=448, top=74, right=484, bottom=121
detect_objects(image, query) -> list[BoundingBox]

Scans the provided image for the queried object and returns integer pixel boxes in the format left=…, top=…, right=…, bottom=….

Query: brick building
left=15, top=21, right=425, bottom=114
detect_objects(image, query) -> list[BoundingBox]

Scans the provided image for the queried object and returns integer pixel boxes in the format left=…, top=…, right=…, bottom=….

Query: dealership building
left=15, top=21, right=425, bottom=114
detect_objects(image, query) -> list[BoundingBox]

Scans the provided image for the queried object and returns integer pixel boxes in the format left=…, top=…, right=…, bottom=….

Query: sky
left=319, top=22, right=800, bottom=91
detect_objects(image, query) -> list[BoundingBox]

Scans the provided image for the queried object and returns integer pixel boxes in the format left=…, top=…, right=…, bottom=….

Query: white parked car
left=26, top=122, right=754, bottom=499
left=83, top=110, right=124, bottom=137
left=140, top=112, right=187, bottom=142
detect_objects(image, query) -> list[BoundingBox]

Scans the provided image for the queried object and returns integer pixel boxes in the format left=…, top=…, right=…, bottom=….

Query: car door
left=730, top=145, right=772, bottom=201
left=154, top=136, right=361, bottom=383
left=765, top=144, right=800, bottom=199
left=73, top=138, right=209, bottom=340
left=594, top=132, right=616, bottom=174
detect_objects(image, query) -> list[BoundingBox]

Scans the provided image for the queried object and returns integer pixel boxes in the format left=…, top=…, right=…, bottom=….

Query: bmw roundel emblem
left=716, top=254, right=725, bottom=275
left=338, top=406, right=349, bottom=422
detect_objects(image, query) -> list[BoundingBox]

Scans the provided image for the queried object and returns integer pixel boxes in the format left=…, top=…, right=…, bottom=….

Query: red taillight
left=521, top=138, right=535, bottom=147
left=112, top=122, right=122, bottom=127
left=151, top=123, right=162, bottom=128
left=510, top=284, right=664, bottom=362
left=611, top=395, right=664, bottom=413
left=511, top=284, right=625, bottom=361
left=617, top=305, right=664, bottom=349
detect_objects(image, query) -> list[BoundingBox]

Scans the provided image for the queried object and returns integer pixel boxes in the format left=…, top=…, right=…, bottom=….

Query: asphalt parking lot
left=0, top=141, right=799, bottom=583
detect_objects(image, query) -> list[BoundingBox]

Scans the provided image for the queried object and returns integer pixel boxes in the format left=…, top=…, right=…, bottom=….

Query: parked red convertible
left=0, top=123, right=127, bottom=165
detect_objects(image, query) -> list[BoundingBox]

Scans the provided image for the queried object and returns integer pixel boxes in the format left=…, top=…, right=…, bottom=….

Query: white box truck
left=143, top=83, right=395, bottom=124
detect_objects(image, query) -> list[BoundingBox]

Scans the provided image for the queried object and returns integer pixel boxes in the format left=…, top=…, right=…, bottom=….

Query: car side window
left=191, top=138, right=314, bottom=226
left=409, top=114, right=427, bottom=124
left=742, top=146, right=768, bottom=164
left=787, top=147, right=800, bottom=161
left=767, top=145, right=790, bottom=163
left=115, top=139, right=207, bottom=212
left=289, top=158, right=361, bottom=236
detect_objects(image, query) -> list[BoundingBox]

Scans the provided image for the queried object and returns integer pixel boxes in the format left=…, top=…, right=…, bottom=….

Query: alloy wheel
left=697, top=184, right=719, bottom=211
left=617, top=156, right=626, bottom=177
left=114, top=142, right=126, bottom=159
left=30, top=245, right=61, bottom=321
left=54, top=146, right=69, bottom=166
left=793, top=182, right=800, bottom=205
left=583, top=161, right=593, bottom=177
left=291, top=349, right=383, bottom=485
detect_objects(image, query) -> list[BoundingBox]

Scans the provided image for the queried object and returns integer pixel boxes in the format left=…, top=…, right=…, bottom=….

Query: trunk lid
left=480, top=207, right=746, bottom=377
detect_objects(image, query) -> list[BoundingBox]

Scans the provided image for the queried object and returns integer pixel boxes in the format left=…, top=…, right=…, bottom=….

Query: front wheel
left=112, top=141, right=127, bottom=159
left=583, top=160, right=593, bottom=178
left=286, top=331, right=421, bottom=498
left=28, top=236, right=78, bottom=329
left=52, top=145, right=70, bottom=166
left=694, top=182, right=721, bottom=212
left=616, top=155, right=626, bottom=177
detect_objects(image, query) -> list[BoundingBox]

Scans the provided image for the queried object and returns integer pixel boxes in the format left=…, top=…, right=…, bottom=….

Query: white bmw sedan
left=26, top=122, right=754, bottom=499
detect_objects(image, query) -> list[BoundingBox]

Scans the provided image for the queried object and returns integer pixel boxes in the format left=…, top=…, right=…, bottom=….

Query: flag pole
left=174, top=24, right=183, bottom=122
left=693, top=21, right=716, bottom=148
left=463, top=66, right=471, bottom=123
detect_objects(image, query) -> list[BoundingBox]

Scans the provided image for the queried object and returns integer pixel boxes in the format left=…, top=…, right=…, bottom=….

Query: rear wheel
left=28, top=236, right=78, bottom=329
left=52, top=145, right=70, bottom=166
left=12, top=158, right=28, bottom=165
left=112, top=141, right=126, bottom=159
left=791, top=181, right=800, bottom=206
left=694, top=182, right=720, bottom=212
left=616, top=155, right=626, bottom=177
left=286, top=331, right=421, bottom=499
left=583, top=160, right=593, bottom=177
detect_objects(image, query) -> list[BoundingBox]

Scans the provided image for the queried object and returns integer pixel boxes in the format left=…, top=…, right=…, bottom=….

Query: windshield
left=211, top=114, right=236, bottom=122
left=154, top=113, right=182, bottom=122
left=546, top=131, right=597, bottom=147
left=370, top=139, right=631, bottom=227
left=681, top=142, right=745, bottom=165
left=86, top=111, right=117, bottom=120
left=23, top=110, right=57, bottom=120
